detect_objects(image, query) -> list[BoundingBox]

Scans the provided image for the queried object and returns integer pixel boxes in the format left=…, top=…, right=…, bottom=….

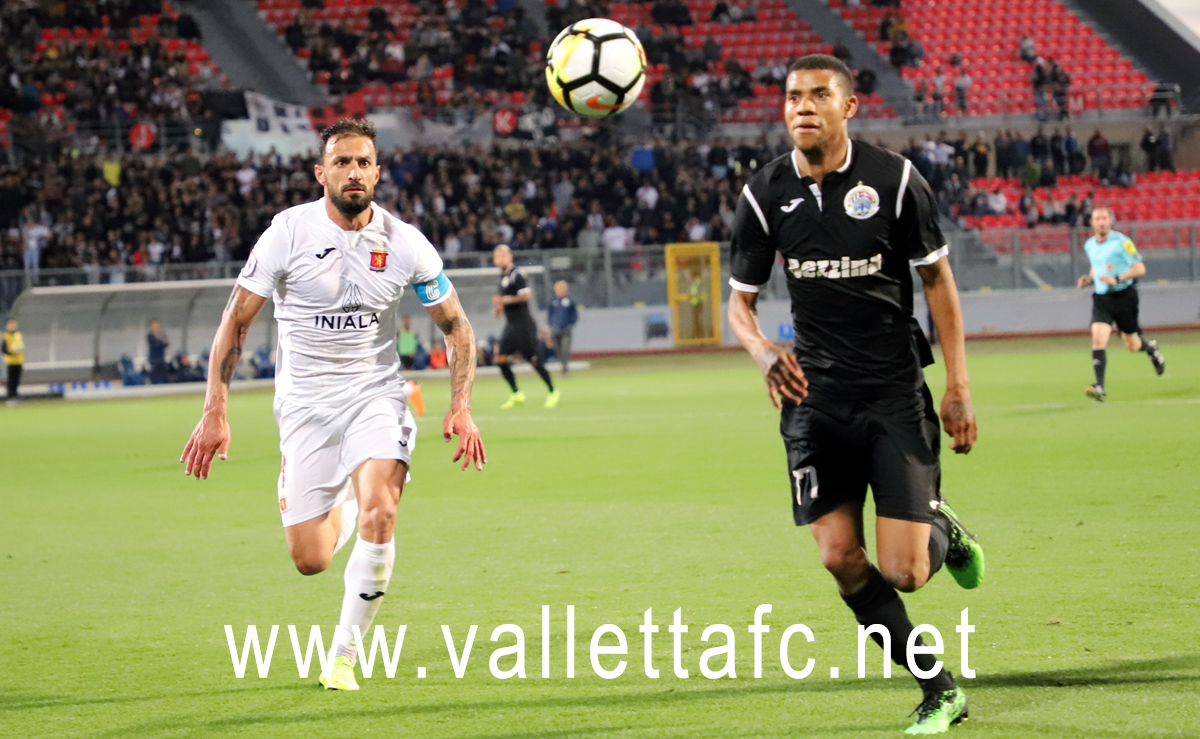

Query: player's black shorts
left=499, top=321, right=541, bottom=361
left=780, top=384, right=941, bottom=526
left=1091, top=287, right=1140, bottom=335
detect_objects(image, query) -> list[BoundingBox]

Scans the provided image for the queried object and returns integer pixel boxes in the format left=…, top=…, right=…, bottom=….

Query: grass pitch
left=2, top=334, right=1199, bottom=738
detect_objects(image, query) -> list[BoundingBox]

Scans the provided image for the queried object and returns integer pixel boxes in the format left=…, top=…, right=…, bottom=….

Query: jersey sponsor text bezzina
left=729, top=140, right=946, bottom=400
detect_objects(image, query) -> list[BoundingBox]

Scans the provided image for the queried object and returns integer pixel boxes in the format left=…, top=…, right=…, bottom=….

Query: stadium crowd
left=0, top=0, right=220, bottom=155
left=272, top=0, right=876, bottom=123
left=1, top=119, right=1182, bottom=275
left=0, top=137, right=788, bottom=274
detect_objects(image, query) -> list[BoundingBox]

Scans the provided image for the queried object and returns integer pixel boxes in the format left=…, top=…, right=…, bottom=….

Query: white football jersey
left=237, top=199, right=450, bottom=407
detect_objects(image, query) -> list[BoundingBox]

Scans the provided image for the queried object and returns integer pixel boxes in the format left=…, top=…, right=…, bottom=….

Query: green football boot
left=905, top=687, right=968, bottom=734
left=937, top=501, right=985, bottom=589
left=500, top=390, right=526, bottom=410
left=544, top=389, right=560, bottom=408
left=319, top=655, right=359, bottom=691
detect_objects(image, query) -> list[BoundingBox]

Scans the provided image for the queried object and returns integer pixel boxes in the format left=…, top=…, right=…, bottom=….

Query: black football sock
left=928, top=512, right=951, bottom=575
left=531, top=360, right=555, bottom=392
left=841, top=568, right=956, bottom=694
left=1092, top=349, right=1106, bottom=386
left=1138, top=332, right=1153, bottom=352
left=498, top=362, right=518, bottom=392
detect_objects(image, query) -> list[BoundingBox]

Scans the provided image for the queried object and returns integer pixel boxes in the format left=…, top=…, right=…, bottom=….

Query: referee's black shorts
left=781, top=384, right=941, bottom=526
left=1091, top=286, right=1140, bottom=335
left=499, top=321, right=541, bottom=361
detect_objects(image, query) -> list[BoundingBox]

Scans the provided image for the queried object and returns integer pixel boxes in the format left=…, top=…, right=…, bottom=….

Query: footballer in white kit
left=181, top=119, right=486, bottom=692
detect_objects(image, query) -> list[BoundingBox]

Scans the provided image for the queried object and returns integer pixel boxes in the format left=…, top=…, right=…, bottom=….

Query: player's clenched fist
left=181, top=410, right=231, bottom=480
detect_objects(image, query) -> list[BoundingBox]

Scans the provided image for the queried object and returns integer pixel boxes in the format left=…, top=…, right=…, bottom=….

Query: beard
left=798, top=143, right=826, bottom=166
left=329, top=185, right=373, bottom=219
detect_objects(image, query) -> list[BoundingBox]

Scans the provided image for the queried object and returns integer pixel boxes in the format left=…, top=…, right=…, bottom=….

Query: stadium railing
left=4, top=228, right=1199, bottom=316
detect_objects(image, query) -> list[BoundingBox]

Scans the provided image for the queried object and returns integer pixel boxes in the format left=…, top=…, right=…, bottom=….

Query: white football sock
left=329, top=537, right=395, bottom=664
left=333, top=495, right=358, bottom=555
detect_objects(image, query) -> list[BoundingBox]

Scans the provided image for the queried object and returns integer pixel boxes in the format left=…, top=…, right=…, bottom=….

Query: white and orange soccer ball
left=545, top=18, right=647, bottom=119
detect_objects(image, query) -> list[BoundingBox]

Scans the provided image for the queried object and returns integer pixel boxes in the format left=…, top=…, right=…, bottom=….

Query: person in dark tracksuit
left=546, top=280, right=578, bottom=376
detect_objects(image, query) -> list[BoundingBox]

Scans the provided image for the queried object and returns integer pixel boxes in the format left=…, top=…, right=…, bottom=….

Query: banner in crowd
left=493, top=107, right=559, bottom=141
left=222, top=92, right=320, bottom=158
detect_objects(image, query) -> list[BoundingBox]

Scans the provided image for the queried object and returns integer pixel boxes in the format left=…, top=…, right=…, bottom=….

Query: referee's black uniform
left=730, top=139, right=948, bottom=527
left=498, top=267, right=541, bottom=360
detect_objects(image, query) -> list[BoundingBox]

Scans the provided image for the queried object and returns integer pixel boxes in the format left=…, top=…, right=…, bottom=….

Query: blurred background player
left=180, top=119, right=485, bottom=692
left=1077, top=206, right=1166, bottom=401
left=727, top=56, right=983, bottom=735
left=492, top=244, right=559, bottom=408
left=546, top=280, right=578, bottom=376
left=3, top=318, right=24, bottom=405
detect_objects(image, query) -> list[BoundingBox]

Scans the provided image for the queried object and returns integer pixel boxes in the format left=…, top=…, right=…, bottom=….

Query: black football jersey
left=499, top=267, right=535, bottom=325
left=730, top=139, right=945, bottom=399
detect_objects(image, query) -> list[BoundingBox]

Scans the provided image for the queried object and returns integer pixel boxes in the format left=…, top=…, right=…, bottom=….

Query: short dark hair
left=787, top=54, right=855, bottom=95
left=319, top=118, right=377, bottom=158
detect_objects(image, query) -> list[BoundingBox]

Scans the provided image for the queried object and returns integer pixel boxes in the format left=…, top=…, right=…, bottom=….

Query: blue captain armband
left=415, top=272, right=453, bottom=306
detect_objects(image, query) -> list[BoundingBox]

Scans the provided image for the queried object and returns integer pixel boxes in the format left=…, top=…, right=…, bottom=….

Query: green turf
left=2, top=335, right=1199, bottom=738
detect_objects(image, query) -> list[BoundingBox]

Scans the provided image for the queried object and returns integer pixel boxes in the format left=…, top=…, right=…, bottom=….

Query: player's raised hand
left=757, top=344, right=808, bottom=409
left=940, top=388, right=977, bottom=454
left=443, top=406, right=486, bottom=471
left=180, top=410, right=231, bottom=480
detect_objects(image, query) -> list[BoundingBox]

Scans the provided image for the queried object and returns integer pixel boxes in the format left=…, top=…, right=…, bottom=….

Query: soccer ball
left=545, top=18, right=647, bottom=119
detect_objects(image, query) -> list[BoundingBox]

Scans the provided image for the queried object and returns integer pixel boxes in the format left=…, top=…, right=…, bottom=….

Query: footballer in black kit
left=727, top=55, right=985, bottom=735
left=491, top=245, right=559, bottom=409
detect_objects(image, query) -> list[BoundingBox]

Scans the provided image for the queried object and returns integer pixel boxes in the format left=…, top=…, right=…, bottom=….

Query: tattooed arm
left=426, top=288, right=487, bottom=471
left=180, top=286, right=268, bottom=479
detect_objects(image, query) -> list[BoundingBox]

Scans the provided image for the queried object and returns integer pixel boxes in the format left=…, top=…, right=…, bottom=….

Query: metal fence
left=4, top=225, right=1199, bottom=316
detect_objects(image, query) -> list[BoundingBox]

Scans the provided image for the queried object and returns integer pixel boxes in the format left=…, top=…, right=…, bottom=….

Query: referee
left=3, top=318, right=24, bottom=405
left=491, top=245, right=559, bottom=409
left=1076, top=205, right=1166, bottom=401
left=727, top=55, right=984, bottom=735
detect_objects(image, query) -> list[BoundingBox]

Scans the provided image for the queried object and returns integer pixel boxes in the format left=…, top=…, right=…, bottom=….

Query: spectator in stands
left=1047, top=59, right=1070, bottom=119
left=1157, top=124, right=1175, bottom=173
left=1050, top=128, right=1066, bottom=175
left=913, top=79, right=930, bottom=118
left=147, top=319, right=170, bottom=385
left=855, top=67, right=877, bottom=96
left=908, top=37, right=925, bottom=68
left=1064, top=194, right=1081, bottom=227
left=1031, top=59, right=1050, bottom=121
left=879, top=14, right=894, bottom=45
left=930, top=68, right=946, bottom=115
left=1140, top=127, right=1160, bottom=172
left=1039, top=158, right=1057, bottom=189
left=987, top=188, right=1008, bottom=216
left=954, top=68, right=972, bottom=114
left=832, top=38, right=852, bottom=64
left=993, top=131, right=1012, bottom=178
left=20, top=208, right=50, bottom=278
left=888, top=32, right=911, bottom=71
left=1150, top=83, right=1177, bottom=117
left=1064, top=127, right=1084, bottom=174
left=1020, top=156, right=1042, bottom=190
left=971, top=134, right=990, bottom=179
left=1088, top=129, right=1111, bottom=180
left=1019, top=33, right=1037, bottom=64
left=1010, top=130, right=1031, bottom=175
left=1042, top=192, right=1062, bottom=224
left=1019, top=187, right=1038, bottom=228
left=1030, top=127, right=1049, bottom=164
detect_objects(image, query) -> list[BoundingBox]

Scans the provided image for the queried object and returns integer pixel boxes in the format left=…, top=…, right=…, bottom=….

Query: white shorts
left=274, top=391, right=417, bottom=527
